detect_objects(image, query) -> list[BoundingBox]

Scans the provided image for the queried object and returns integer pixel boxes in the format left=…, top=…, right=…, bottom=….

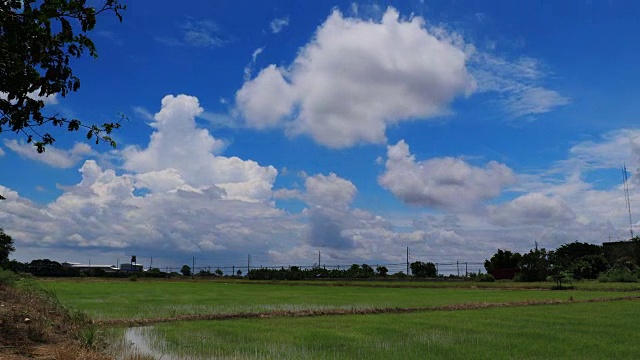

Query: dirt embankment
left=0, top=284, right=111, bottom=360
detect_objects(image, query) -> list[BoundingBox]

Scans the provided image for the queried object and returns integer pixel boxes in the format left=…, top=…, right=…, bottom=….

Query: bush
left=0, top=268, right=18, bottom=286
left=598, top=268, right=639, bottom=283
left=476, top=273, right=495, bottom=282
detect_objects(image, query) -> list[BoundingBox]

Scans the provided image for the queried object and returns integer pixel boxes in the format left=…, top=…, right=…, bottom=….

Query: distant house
left=64, top=263, right=119, bottom=273
left=489, top=268, right=519, bottom=280
left=120, top=263, right=144, bottom=273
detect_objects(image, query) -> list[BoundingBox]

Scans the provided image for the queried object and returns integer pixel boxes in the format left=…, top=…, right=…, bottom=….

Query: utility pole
left=318, top=250, right=321, bottom=268
left=623, top=164, right=634, bottom=239
left=456, top=261, right=460, bottom=277
left=247, top=254, right=251, bottom=274
left=406, top=247, right=410, bottom=275
left=465, top=262, right=468, bottom=277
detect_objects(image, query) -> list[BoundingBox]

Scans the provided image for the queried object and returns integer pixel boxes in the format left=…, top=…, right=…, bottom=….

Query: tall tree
left=0, top=228, right=15, bottom=267
left=518, top=248, right=552, bottom=282
left=1, top=0, right=126, bottom=153
left=484, top=249, right=522, bottom=273
left=410, top=261, right=437, bottom=278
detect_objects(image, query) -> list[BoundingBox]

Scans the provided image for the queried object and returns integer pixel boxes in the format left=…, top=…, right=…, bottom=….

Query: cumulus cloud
left=122, top=95, right=277, bottom=202
left=236, top=65, right=297, bottom=129
left=302, top=173, right=358, bottom=249
left=489, top=193, right=576, bottom=226
left=379, top=140, right=516, bottom=210
left=304, top=173, right=357, bottom=209
left=0, top=161, right=293, bottom=262
left=269, top=17, right=289, bottom=33
left=4, top=140, right=92, bottom=168
left=236, top=7, right=475, bottom=148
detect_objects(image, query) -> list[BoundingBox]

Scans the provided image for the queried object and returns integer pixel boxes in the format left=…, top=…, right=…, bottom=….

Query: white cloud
left=123, top=94, right=277, bottom=202
left=1, top=90, right=58, bottom=105
left=270, top=17, right=289, bottom=34
left=236, top=7, right=475, bottom=148
left=156, top=18, right=223, bottom=48
left=566, top=129, right=640, bottom=172
left=489, top=193, right=576, bottom=226
left=0, top=161, right=294, bottom=262
left=503, top=87, right=570, bottom=118
left=0, top=147, right=4, bottom=157
left=304, top=173, right=357, bottom=209
left=273, top=188, right=302, bottom=200
left=243, top=47, right=266, bottom=81
left=302, top=173, right=358, bottom=249
left=4, top=140, right=92, bottom=168
left=472, top=54, right=569, bottom=117
left=236, top=65, right=296, bottom=129
left=379, top=140, right=516, bottom=210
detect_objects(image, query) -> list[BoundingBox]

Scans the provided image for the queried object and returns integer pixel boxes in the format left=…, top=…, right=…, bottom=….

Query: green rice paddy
left=44, top=278, right=640, bottom=359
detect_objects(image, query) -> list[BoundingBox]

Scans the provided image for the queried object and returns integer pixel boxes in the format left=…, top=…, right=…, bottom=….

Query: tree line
left=484, top=238, right=640, bottom=284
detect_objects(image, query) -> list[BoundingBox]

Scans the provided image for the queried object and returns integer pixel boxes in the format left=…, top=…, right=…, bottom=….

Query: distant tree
left=236, top=269, right=242, bottom=276
left=569, top=254, right=608, bottom=279
left=360, top=264, right=375, bottom=277
left=28, top=259, right=66, bottom=277
left=1, top=0, right=126, bottom=152
left=214, top=268, right=224, bottom=276
left=5, top=259, right=27, bottom=273
left=410, top=261, right=437, bottom=278
left=347, top=264, right=361, bottom=278
left=0, top=228, right=15, bottom=267
left=376, top=265, right=388, bottom=277
left=180, top=264, right=191, bottom=277
left=550, top=266, right=573, bottom=289
left=553, top=241, right=606, bottom=278
left=517, top=248, right=552, bottom=282
left=391, top=271, right=408, bottom=279
left=484, top=249, right=522, bottom=273
left=198, top=269, right=212, bottom=277
left=145, top=268, right=163, bottom=278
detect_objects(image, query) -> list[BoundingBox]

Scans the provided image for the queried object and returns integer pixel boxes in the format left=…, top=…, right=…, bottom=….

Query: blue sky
left=2, top=1, right=640, bottom=272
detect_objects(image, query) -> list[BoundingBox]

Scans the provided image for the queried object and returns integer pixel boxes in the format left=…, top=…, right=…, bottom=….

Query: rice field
left=45, top=278, right=640, bottom=359
left=106, top=300, right=640, bottom=360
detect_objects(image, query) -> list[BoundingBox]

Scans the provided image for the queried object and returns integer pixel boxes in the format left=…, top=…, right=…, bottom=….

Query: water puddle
left=121, top=326, right=177, bottom=360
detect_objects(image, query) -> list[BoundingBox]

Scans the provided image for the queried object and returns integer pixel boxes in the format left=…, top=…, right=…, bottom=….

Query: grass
left=45, top=279, right=640, bottom=320
left=106, top=299, right=640, bottom=359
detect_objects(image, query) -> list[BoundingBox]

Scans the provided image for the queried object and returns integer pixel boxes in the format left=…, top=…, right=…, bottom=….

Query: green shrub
left=0, top=268, right=18, bottom=286
left=476, top=273, right=495, bottom=282
left=598, top=268, right=639, bottom=283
